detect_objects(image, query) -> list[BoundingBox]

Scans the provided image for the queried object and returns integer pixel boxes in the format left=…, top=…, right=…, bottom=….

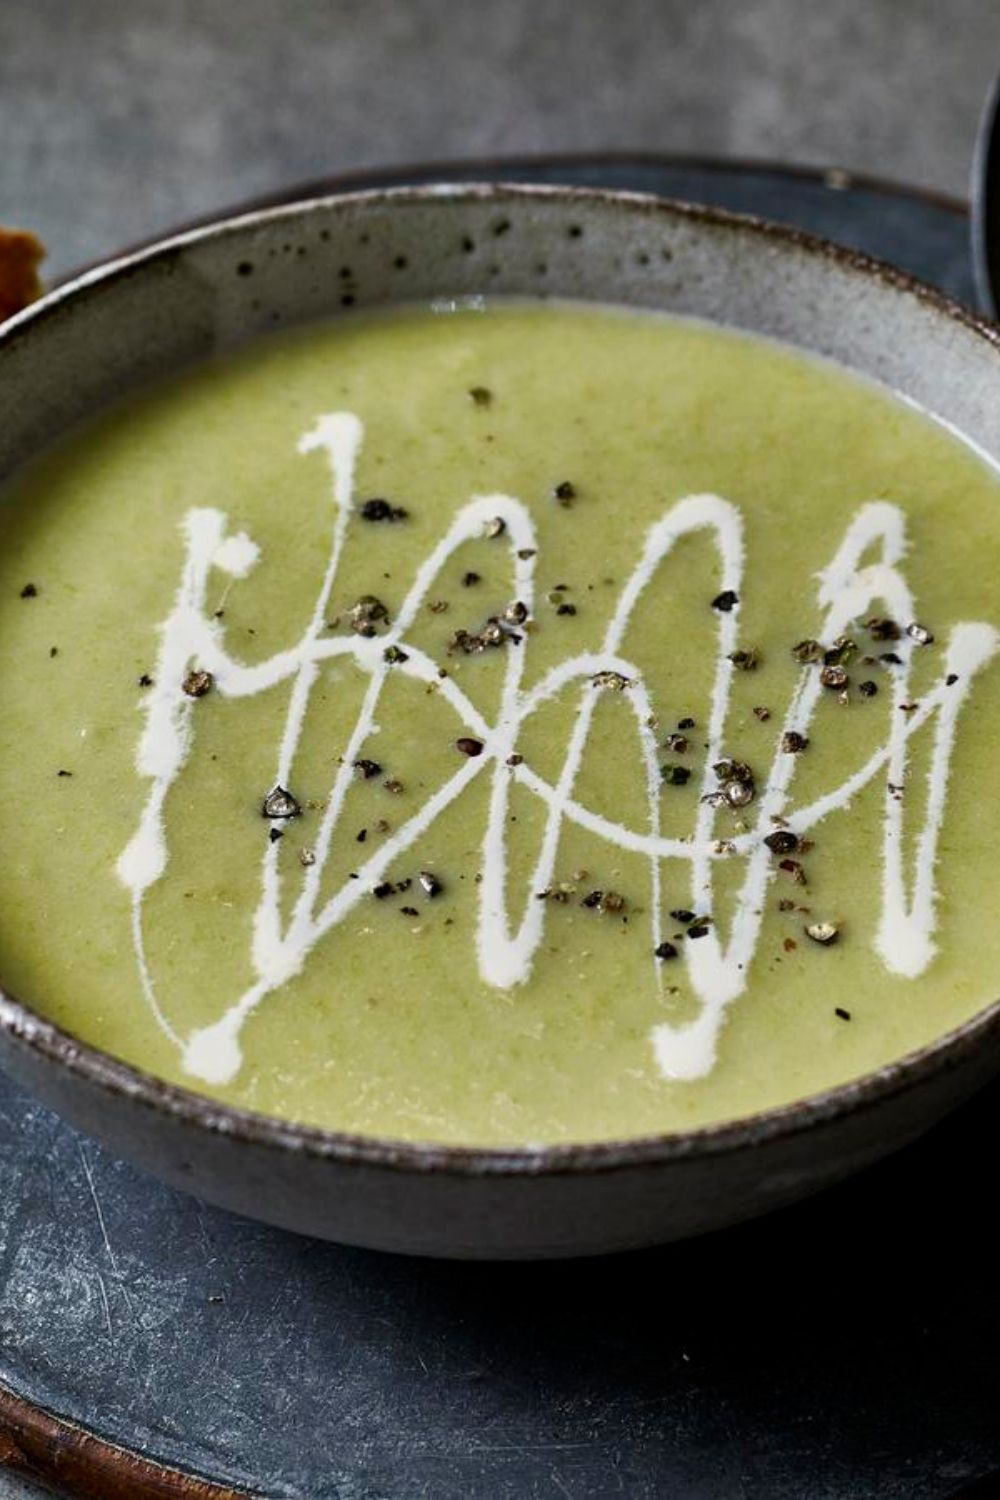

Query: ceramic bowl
left=2, top=185, right=1000, bottom=1258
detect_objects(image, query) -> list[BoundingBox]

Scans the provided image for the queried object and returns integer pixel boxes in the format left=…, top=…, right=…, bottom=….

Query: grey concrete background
left=0, top=0, right=998, bottom=279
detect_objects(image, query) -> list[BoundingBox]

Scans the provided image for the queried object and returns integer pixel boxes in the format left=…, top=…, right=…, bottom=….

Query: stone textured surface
left=0, top=0, right=997, bottom=277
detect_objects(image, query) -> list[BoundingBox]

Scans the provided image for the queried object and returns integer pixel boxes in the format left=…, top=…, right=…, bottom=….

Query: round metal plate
left=0, top=156, right=994, bottom=1499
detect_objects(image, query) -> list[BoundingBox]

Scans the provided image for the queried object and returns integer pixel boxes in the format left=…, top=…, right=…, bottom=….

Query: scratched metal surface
left=1, top=162, right=996, bottom=1500
left=0, top=1468, right=47, bottom=1499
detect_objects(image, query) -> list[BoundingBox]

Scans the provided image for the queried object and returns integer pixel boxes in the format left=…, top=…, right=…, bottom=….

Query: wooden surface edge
left=0, top=1380, right=253, bottom=1500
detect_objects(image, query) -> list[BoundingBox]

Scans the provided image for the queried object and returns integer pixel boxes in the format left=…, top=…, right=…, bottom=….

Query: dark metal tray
left=0, top=156, right=993, bottom=1500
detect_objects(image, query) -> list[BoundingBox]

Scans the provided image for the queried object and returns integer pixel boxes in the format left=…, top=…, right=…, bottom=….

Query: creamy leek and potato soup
left=1, top=300, right=998, bottom=1144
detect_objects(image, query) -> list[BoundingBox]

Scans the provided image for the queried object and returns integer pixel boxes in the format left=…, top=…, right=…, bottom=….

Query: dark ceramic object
left=2, top=185, right=1000, bottom=1258
left=973, top=72, right=1000, bottom=315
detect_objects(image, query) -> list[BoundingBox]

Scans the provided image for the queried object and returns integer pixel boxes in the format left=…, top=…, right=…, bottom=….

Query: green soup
left=1, top=300, right=998, bottom=1144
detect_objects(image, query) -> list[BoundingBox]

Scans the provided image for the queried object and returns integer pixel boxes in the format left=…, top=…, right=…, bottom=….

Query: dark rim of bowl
left=2, top=181, right=1000, bottom=1179
left=50, top=151, right=969, bottom=280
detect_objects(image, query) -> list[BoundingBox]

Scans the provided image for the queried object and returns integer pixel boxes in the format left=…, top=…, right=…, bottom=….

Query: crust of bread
left=0, top=226, right=46, bottom=321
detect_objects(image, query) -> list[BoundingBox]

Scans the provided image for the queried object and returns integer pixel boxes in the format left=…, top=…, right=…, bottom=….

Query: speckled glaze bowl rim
left=3, top=181, right=1000, bottom=1179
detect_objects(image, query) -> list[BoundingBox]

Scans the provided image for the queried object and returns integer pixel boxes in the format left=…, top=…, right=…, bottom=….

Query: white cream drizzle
left=117, top=414, right=999, bottom=1087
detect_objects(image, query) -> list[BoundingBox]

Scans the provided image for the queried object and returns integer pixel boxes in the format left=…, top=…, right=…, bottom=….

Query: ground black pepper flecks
left=360, top=497, right=408, bottom=523
left=262, top=785, right=301, bottom=819
left=819, top=664, right=849, bottom=691
left=349, top=595, right=390, bottom=636
left=354, top=759, right=383, bottom=780
left=791, top=639, right=823, bottom=664
left=591, top=671, right=634, bottom=691
left=661, top=764, right=692, bottom=786
left=182, top=668, right=214, bottom=698
left=865, top=616, right=900, bottom=641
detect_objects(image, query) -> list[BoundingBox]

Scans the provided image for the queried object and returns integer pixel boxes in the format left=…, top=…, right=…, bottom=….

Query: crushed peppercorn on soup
left=1, top=300, right=999, bottom=1145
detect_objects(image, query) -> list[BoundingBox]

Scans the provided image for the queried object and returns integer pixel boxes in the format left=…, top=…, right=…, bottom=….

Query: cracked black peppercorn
left=182, top=668, right=214, bottom=697
left=791, top=639, right=823, bottom=663
left=354, top=759, right=383, bottom=779
left=360, top=497, right=408, bottom=522
left=262, top=785, right=301, bottom=819
left=661, top=764, right=692, bottom=786
left=764, top=830, right=799, bottom=854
